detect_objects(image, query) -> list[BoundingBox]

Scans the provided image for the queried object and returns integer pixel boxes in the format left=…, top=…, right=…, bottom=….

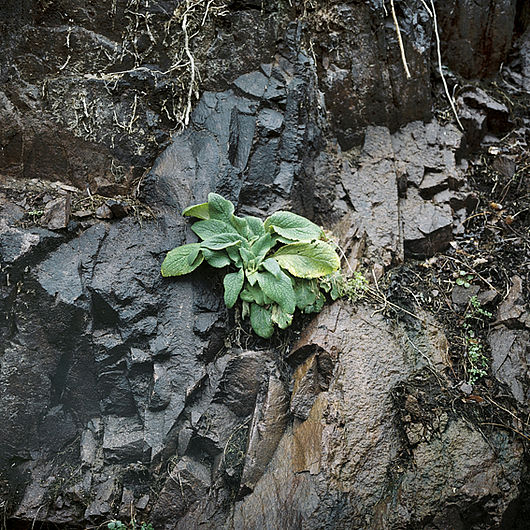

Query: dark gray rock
left=489, top=276, right=530, bottom=406
left=233, top=71, right=269, bottom=99
left=214, top=352, right=268, bottom=416
left=95, top=204, right=113, bottom=219
left=342, top=120, right=463, bottom=263
left=290, top=352, right=333, bottom=421
left=457, top=87, right=512, bottom=153
left=495, top=275, right=529, bottom=327
left=401, top=187, right=454, bottom=258
left=42, top=195, right=71, bottom=230
left=227, top=303, right=524, bottom=529
left=102, top=416, right=148, bottom=463
left=0, top=219, right=41, bottom=263
left=240, top=372, right=289, bottom=492
left=318, top=1, right=433, bottom=149
left=490, top=327, right=530, bottom=405
left=438, top=0, right=518, bottom=78
left=106, top=199, right=130, bottom=219
left=341, top=126, right=402, bottom=266
left=452, top=284, right=481, bottom=307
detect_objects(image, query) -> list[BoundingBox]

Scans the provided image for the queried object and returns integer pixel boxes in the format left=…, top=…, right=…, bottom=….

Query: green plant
left=462, top=296, right=492, bottom=385
left=108, top=522, right=127, bottom=530
left=469, top=295, right=493, bottom=319
left=319, top=270, right=368, bottom=302
left=456, top=270, right=474, bottom=288
left=161, top=193, right=341, bottom=338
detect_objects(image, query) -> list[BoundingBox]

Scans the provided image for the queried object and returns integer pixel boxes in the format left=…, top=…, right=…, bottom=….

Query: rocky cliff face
left=1, top=1, right=529, bottom=528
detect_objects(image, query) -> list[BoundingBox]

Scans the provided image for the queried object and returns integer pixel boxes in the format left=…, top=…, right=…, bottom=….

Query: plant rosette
left=161, top=193, right=341, bottom=338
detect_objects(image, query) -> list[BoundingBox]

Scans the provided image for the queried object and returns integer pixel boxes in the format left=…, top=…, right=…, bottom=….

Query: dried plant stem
left=428, top=0, right=464, bottom=129
left=480, top=422, right=530, bottom=443
left=182, top=0, right=196, bottom=126
left=390, top=0, right=411, bottom=78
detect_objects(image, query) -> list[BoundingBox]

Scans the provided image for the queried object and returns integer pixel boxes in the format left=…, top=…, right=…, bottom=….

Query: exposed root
left=426, top=0, right=464, bottom=129
left=389, top=0, right=411, bottom=78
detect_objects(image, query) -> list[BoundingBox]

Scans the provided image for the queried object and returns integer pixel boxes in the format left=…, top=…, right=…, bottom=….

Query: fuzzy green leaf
left=246, top=216, right=265, bottom=238
left=261, top=257, right=282, bottom=278
left=293, top=278, right=318, bottom=309
left=264, top=211, right=324, bottom=241
left=161, top=243, right=204, bottom=277
left=250, top=303, right=274, bottom=338
left=226, top=245, right=242, bottom=267
left=256, top=270, right=296, bottom=314
left=202, top=249, right=231, bottom=268
left=224, top=268, right=244, bottom=309
left=230, top=215, right=250, bottom=238
left=272, top=240, right=340, bottom=279
left=246, top=270, right=259, bottom=286
left=271, top=304, right=293, bottom=329
left=251, top=233, right=276, bottom=263
left=187, top=244, right=201, bottom=265
left=239, top=246, right=256, bottom=267
left=201, top=233, right=242, bottom=250
left=182, top=202, right=210, bottom=219
left=304, top=291, right=326, bottom=313
left=273, top=235, right=298, bottom=245
left=208, top=193, right=234, bottom=222
left=192, top=219, right=235, bottom=240
left=240, top=283, right=265, bottom=305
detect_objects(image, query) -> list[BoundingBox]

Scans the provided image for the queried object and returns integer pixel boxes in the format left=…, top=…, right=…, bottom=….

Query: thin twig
left=441, top=254, right=500, bottom=295
left=480, top=422, right=530, bottom=443
left=484, top=396, right=530, bottom=428
left=390, top=0, right=411, bottom=78
left=429, top=0, right=463, bottom=129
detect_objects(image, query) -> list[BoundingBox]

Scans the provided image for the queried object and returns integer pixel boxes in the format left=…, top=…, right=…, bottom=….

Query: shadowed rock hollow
left=1, top=1, right=529, bottom=528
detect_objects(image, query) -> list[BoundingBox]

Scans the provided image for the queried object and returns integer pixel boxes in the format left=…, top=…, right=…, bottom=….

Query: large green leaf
left=201, top=233, right=242, bottom=250
left=208, top=193, right=234, bottom=222
left=271, top=304, right=293, bottom=329
left=201, top=248, right=231, bottom=268
left=261, top=257, right=282, bottom=278
left=182, top=202, right=209, bottom=219
left=250, top=303, right=274, bottom=338
left=264, top=211, right=324, bottom=241
left=246, top=269, right=259, bottom=286
left=245, top=216, right=265, bottom=238
left=191, top=219, right=236, bottom=240
left=161, top=243, right=204, bottom=277
left=230, top=215, right=250, bottom=239
left=256, top=270, right=296, bottom=314
left=223, top=268, right=244, bottom=309
left=240, top=282, right=270, bottom=305
left=226, top=245, right=242, bottom=267
left=250, top=233, right=276, bottom=263
left=272, top=240, right=340, bottom=279
left=186, top=244, right=201, bottom=265
left=239, top=247, right=256, bottom=267
left=293, top=278, right=318, bottom=309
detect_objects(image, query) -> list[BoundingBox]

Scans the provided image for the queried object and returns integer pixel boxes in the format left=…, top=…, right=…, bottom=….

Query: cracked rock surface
left=1, top=1, right=529, bottom=528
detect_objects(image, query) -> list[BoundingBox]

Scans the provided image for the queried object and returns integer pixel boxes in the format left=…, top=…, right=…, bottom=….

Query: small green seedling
left=161, top=193, right=341, bottom=338
left=456, top=270, right=474, bottom=288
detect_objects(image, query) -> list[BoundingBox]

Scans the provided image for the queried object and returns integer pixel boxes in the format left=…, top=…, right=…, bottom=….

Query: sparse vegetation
left=462, top=295, right=492, bottom=385
left=108, top=520, right=153, bottom=530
